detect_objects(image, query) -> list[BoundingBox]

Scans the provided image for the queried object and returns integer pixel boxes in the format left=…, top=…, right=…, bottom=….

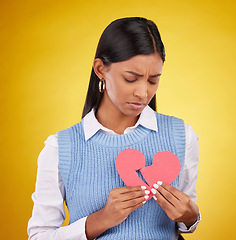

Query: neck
left=96, top=97, right=139, bottom=134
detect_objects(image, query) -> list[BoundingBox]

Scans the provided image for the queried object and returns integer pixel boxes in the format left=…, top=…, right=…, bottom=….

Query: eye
left=124, top=77, right=137, bottom=83
left=148, top=81, right=157, bottom=85
left=148, top=77, right=160, bottom=85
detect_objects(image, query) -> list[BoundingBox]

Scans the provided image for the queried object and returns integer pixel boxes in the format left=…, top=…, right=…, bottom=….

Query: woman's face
left=103, top=52, right=163, bottom=117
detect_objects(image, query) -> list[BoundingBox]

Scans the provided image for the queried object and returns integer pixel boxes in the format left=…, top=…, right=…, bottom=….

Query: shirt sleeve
left=27, top=134, right=88, bottom=240
left=177, top=124, right=201, bottom=233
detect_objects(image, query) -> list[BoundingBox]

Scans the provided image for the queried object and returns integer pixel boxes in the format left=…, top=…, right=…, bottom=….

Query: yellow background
left=1, top=0, right=235, bottom=239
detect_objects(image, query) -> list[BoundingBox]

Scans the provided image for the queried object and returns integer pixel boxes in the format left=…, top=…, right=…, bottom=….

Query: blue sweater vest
left=57, top=112, right=185, bottom=240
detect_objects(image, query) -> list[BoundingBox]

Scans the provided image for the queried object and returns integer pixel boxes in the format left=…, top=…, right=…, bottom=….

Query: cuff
left=59, top=216, right=88, bottom=240
left=177, top=212, right=201, bottom=233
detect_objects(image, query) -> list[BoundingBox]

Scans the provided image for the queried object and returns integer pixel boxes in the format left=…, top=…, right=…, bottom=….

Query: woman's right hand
left=85, top=186, right=150, bottom=239
left=101, top=186, right=150, bottom=228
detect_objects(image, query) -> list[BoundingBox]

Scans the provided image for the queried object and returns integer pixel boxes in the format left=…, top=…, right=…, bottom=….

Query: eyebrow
left=124, top=71, right=161, bottom=77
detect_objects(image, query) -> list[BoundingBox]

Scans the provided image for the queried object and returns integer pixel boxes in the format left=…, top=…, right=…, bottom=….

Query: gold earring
left=99, top=79, right=105, bottom=93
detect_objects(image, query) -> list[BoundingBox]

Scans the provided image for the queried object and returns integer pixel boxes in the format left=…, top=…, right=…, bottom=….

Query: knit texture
left=57, top=112, right=186, bottom=240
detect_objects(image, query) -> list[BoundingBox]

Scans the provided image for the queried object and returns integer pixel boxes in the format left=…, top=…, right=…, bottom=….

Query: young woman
left=28, top=17, right=200, bottom=240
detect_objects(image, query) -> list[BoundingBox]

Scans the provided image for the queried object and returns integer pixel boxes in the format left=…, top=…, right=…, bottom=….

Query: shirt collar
left=83, top=105, right=158, bottom=141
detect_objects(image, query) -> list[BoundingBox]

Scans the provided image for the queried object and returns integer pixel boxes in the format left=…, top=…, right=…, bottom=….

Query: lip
left=128, top=102, right=145, bottom=110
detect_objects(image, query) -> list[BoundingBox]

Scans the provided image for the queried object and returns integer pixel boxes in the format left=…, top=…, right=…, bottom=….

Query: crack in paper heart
left=115, top=149, right=181, bottom=201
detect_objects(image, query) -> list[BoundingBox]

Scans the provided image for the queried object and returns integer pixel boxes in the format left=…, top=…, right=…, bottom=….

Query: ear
left=93, top=58, right=106, bottom=79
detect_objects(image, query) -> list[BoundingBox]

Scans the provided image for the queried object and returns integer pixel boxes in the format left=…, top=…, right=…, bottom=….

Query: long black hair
left=82, top=17, right=165, bottom=118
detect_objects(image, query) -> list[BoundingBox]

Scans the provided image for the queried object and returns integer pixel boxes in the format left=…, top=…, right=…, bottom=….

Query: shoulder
left=154, top=112, right=185, bottom=133
left=155, top=112, right=198, bottom=139
left=56, top=121, right=85, bottom=153
left=44, top=134, right=58, bottom=147
left=154, top=112, right=184, bottom=123
left=57, top=121, right=84, bottom=140
left=42, top=120, right=84, bottom=148
left=154, top=113, right=199, bottom=135
left=154, top=112, right=199, bottom=148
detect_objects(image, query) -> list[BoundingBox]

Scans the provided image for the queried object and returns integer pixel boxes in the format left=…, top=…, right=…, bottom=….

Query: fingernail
left=157, top=181, right=163, bottom=185
left=151, top=188, right=157, bottom=194
left=153, top=183, right=159, bottom=189
left=145, top=190, right=150, bottom=195
left=144, top=195, right=149, bottom=200
left=142, top=201, right=146, bottom=204
left=153, top=196, right=157, bottom=200
left=141, top=186, right=147, bottom=190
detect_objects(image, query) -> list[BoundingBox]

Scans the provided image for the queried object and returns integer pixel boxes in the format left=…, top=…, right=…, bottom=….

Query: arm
left=85, top=186, right=150, bottom=239
left=27, top=135, right=148, bottom=240
left=27, top=135, right=88, bottom=240
left=177, top=124, right=201, bottom=232
left=151, top=124, right=200, bottom=233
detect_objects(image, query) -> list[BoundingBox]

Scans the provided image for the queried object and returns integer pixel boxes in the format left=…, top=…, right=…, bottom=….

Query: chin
left=122, top=108, right=143, bottom=117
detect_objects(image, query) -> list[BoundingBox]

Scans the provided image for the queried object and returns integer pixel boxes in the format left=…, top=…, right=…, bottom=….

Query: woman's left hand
left=151, top=182, right=199, bottom=227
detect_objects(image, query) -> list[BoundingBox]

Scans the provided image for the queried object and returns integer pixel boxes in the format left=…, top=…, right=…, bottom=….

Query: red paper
left=115, top=149, right=181, bottom=200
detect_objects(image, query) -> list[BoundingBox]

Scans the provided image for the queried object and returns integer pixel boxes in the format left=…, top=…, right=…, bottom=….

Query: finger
left=152, top=182, right=196, bottom=223
left=153, top=187, right=177, bottom=206
left=117, top=186, right=150, bottom=201
left=154, top=181, right=183, bottom=200
left=151, top=187, right=176, bottom=218
left=109, top=186, right=144, bottom=199
left=122, top=194, right=147, bottom=209
left=120, top=189, right=150, bottom=202
left=120, top=186, right=147, bottom=194
left=158, top=182, right=192, bottom=210
left=130, top=200, right=146, bottom=212
left=109, top=186, right=150, bottom=203
left=110, top=186, right=147, bottom=194
left=153, top=181, right=192, bottom=210
left=122, top=199, right=145, bottom=217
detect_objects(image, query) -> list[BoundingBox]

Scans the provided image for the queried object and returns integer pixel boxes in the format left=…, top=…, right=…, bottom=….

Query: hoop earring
left=99, top=79, right=105, bottom=93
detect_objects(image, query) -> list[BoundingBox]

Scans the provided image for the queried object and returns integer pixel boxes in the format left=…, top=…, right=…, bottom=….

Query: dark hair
left=82, top=17, right=165, bottom=118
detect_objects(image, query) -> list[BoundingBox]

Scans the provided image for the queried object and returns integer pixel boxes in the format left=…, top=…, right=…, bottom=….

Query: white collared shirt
left=27, top=106, right=200, bottom=240
left=83, top=105, right=158, bottom=140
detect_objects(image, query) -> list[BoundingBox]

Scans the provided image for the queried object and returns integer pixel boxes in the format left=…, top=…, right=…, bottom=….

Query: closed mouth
left=128, top=102, right=145, bottom=110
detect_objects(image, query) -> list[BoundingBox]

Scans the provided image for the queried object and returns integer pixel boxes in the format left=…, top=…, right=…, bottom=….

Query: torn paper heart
left=115, top=149, right=181, bottom=200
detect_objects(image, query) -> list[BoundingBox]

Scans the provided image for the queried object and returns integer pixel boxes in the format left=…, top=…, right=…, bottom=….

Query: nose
left=133, top=81, right=148, bottom=99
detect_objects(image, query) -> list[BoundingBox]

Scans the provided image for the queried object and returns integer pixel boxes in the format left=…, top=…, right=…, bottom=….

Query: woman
left=28, top=17, right=200, bottom=240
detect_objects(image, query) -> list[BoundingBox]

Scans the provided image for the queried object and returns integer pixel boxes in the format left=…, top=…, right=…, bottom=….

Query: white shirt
left=27, top=106, right=201, bottom=240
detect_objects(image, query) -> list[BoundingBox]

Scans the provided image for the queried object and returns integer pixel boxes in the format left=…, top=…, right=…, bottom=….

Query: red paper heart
left=115, top=149, right=181, bottom=200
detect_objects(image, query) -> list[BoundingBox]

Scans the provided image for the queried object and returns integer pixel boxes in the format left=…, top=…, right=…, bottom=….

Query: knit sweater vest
left=57, top=112, right=185, bottom=240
